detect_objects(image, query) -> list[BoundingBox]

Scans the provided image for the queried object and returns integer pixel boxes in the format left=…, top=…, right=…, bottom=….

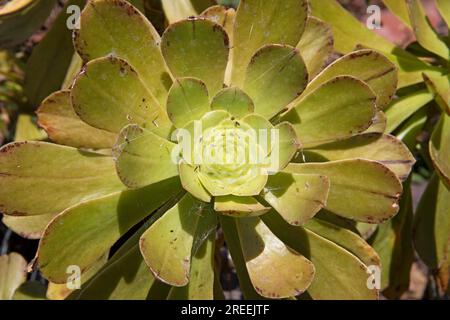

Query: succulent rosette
left=0, top=0, right=415, bottom=299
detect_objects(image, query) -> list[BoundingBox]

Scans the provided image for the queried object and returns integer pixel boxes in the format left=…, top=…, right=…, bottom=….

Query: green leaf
left=231, top=0, right=308, bottom=86
left=161, top=18, right=229, bottom=95
left=71, top=56, right=172, bottom=138
left=234, top=216, right=315, bottom=298
left=140, top=194, right=212, bottom=286
left=219, top=215, right=262, bottom=299
left=0, top=253, right=27, bottom=300
left=167, top=77, right=210, bottom=128
left=436, top=0, right=450, bottom=27
left=0, top=0, right=56, bottom=48
left=179, top=161, right=211, bottom=202
left=296, top=17, right=334, bottom=78
left=24, top=0, right=84, bottom=107
left=304, top=133, right=415, bottom=181
left=384, top=90, right=433, bottom=133
left=304, top=218, right=380, bottom=268
left=284, top=160, right=403, bottom=223
left=263, top=211, right=378, bottom=300
left=407, top=0, right=449, bottom=59
left=38, top=177, right=182, bottom=283
left=414, top=174, right=450, bottom=271
left=75, top=0, right=171, bottom=105
left=73, top=201, right=178, bottom=300
left=282, top=76, right=376, bottom=148
left=14, top=114, right=46, bottom=141
left=370, top=180, right=414, bottom=298
left=382, top=0, right=411, bottom=27
left=211, top=87, right=254, bottom=118
left=113, top=125, right=178, bottom=189
left=302, top=50, right=397, bottom=110
left=13, top=282, right=47, bottom=300
left=273, top=122, right=300, bottom=171
left=214, top=195, right=270, bottom=217
left=2, top=213, right=55, bottom=240
left=0, top=141, right=126, bottom=216
left=423, top=73, right=450, bottom=115
left=309, top=0, right=439, bottom=88
left=430, top=114, right=450, bottom=187
left=243, top=45, right=308, bottom=120
left=37, top=90, right=117, bottom=149
left=365, top=110, right=387, bottom=134
left=161, top=0, right=215, bottom=23
left=261, top=172, right=329, bottom=226
left=167, top=233, right=215, bottom=300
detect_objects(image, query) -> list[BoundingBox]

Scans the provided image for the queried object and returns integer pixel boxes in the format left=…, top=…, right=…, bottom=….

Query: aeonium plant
left=0, top=0, right=415, bottom=300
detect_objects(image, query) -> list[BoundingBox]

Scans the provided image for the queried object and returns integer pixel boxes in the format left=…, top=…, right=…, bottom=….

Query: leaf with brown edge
left=296, top=16, right=334, bottom=79
left=140, top=193, right=210, bottom=287
left=2, top=213, right=55, bottom=240
left=303, top=133, right=415, bottom=181
left=261, top=172, right=330, bottom=226
left=263, top=211, right=379, bottom=300
left=243, top=44, right=308, bottom=120
left=430, top=115, right=450, bottom=188
left=0, top=253, right=27, bottom=300
left=214, top=195, right=270, bottom=217
left=74, top=0, right=171, bottom=105
left=301, top=50, right=397, bottom=110
left=37, top=90, right=117, bottom=149
left=71, top=56, right=172, bottom=138
left=234, top=216, right=315, bottom=299
left=282, top=76, right=376, bottom=148
left=38, top=177, right=182, bottom=283
left=284, top=159, right=403, bottom=223
left=161, top=17, right=229, bottom=95
left=0, top=141, right=126, bottom=216
left=231, top=0, right=308, bottom=86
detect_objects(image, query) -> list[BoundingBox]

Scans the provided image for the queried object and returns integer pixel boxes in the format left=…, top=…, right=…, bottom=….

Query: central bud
left=175, top=111, right=280, bottom=197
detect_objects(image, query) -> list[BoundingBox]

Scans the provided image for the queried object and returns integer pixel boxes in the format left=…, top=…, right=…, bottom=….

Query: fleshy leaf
left=304, top=133, right=415, bottom=181
left=71, top=56, right=172, bottom=138
left=179, top=161, right=211, bottom=202
left=38, top=177, right=182, bottom=283
left=284, top=160, right=403, bottom=223
left=272, top=122, right=300, bottom=172
left=302, top=50, right=397, bottom=109
left=407, top=0, right=449, bottom=59
left=0, top=253, right=27, bottom=300
left=263, top=211, right=379, bottom=300
left=37, top=90, right=117, bottom=149
left=2, top=213, right=55, bottom=240
left=243, top=45, right=308, bottom=120
left=262, top=172, right=330, bottom=226
left=74, top=0, right=171, bottom=105
left=166, top=77, right=210, bottom=129
left=161, top=17, right=229, bottom=95
left=231, top=0, right=308, bottom=86
left=365, top=111, right=387, bottom=134
left=234, top=216, right=315, bottom=298
left=384, top=90, right=433, bottom=133
left=305, top=218, right=380, bottom=268
left=436, top=0, right=450, bottom=27
left=168, top=234, right=215, bottom=300
left=296, top=17, right=334, bottom=78
left=0, top=141, right=126, bottom=216
left=282, top=76, right=376, bottom=148
left=140, top=194, right=212, bottom=286
left=113, top=125, right=178, bottom=189
left=414, top=174, right=450, bottom=271
left=430, top=115, right=450, bottom=187
left=211, top=87, right=254, bottom=118
left=214, top=195, right=270, bottom=217
left=423, top=73, right=450, bottom=115
left=370, top=180, right=414, bottom=298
